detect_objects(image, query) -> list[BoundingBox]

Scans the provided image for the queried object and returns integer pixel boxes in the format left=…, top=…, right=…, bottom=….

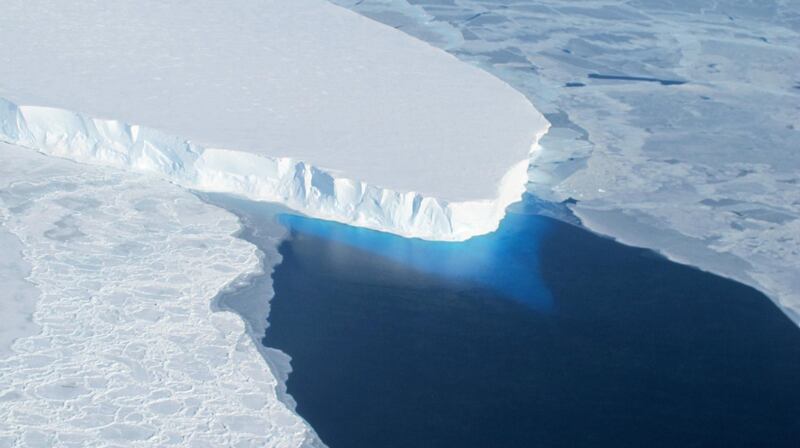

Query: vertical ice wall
left=0, top=0, right=549, bottom=241
left=335, top=0, right=800, bottom=324
left=0, top=98, right=546, bottom=241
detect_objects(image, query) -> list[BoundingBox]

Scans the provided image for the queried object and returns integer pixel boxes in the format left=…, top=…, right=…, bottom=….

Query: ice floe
left=334, top=0, right=800, bottom=324
left=0, top=98, right=542, bottom=241
left=0, top=143, right=322, bottom=447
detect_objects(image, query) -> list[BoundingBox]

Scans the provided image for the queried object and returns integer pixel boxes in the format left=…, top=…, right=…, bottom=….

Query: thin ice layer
left=333, top=0, right=800, bottom=324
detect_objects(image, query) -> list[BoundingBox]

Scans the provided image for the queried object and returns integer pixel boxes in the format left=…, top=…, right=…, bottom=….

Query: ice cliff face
left=0, top=0, right=548, bottom=227
left=0, top=98, right=546, bottom=241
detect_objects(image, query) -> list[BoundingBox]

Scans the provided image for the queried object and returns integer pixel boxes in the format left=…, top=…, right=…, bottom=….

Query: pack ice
left=0, top=143, right=322, bottom=446
left=0, top=0, right=547, bottom=241
left=334, top=0, right=800, bottom=324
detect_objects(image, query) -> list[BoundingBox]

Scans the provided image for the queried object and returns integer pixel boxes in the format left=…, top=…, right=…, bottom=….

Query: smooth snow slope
left=0, top=0, right=547, bottom=240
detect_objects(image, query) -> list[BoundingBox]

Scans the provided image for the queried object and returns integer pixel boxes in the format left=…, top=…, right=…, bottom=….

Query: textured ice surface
left=334, top=0, right=800, bottom=323
left=0, top=143, right=321, bottom=447
left=0, top=227, right=39, bottom=359
left=0, top=0, right=548, bottom=240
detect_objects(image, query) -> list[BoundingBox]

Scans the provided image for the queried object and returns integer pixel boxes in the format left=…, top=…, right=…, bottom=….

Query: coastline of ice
left=0, top=98, right=542, bottom=242
left=0, top=143, right=322, bottom=446
left=0, top=0, right=548, bottom=240
left=333, top=0, right=800, bottom=324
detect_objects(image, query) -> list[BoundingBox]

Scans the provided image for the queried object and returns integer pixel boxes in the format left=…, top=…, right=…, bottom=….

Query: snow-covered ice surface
left=0, top=143, right=321, bottom=447
left=333, top=0, right=800, bottom=324
left=0, top=0, right=548, bottom=241
left=0, top=227, right=39, bottom=359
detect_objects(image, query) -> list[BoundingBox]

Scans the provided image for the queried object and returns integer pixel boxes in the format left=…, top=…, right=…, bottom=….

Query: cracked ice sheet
left=0, top=227, right=38, bottom=359
left=333, top=0, right=800, bottom=324
left=0, top=144, right=321, bottom=447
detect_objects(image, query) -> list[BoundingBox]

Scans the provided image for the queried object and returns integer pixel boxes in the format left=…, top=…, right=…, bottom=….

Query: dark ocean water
left=223, top=195, right=800, bottom=447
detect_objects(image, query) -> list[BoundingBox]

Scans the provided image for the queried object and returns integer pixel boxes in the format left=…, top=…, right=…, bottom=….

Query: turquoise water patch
left=277, top=200, right=554, bottom=311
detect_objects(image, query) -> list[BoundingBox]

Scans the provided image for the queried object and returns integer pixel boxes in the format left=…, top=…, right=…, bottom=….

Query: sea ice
left=0, top=228, right=39, bottom=359
left=0, top=143, right=322, bottom=447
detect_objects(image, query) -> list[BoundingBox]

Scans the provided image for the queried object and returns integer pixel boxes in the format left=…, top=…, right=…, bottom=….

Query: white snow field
left=0, top=0, right=547, bottom=241
left=334, top=0, right=800, bottom=324
left=0, top=143, right=322, bottom=447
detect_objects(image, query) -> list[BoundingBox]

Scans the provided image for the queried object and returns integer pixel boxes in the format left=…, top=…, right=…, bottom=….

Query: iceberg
left=0, top=0, right=548, bottom=241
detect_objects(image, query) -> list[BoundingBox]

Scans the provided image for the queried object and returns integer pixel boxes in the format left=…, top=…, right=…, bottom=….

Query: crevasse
left=0, top=98, right=548, bottom=241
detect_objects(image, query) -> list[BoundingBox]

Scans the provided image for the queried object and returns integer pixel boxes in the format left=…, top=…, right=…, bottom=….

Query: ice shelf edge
left=0, top=97, right=548, bottom=241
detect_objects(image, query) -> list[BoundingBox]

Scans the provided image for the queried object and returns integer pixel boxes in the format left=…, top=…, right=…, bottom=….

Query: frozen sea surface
left=0, top=144, right=320, bottom=447
left=332, top=0, right=800, bottom=322
left=0, top=227, right=38, bottom=359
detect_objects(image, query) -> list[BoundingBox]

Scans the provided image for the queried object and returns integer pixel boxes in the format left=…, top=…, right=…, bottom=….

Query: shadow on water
left=242, top=195, right=800, bottom=448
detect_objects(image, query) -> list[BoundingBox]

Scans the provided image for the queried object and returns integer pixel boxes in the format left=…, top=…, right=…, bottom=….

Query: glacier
left=0, top=98, right=541, bottom=242
left=0, top=227, right=39, bottom=359
left=0, top=0, right=548, bottom=241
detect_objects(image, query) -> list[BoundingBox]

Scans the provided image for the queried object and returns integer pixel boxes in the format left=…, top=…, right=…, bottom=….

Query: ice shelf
left=0, top=0, right=548, bottom=241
